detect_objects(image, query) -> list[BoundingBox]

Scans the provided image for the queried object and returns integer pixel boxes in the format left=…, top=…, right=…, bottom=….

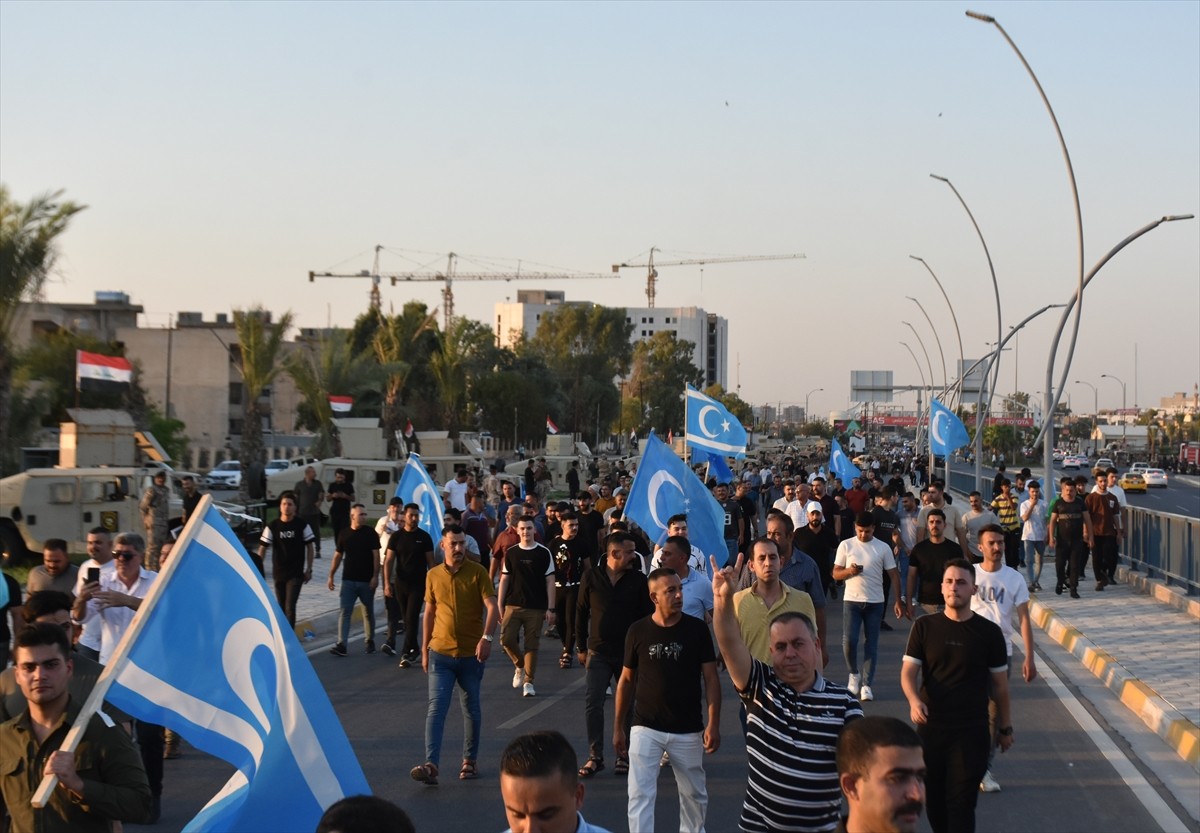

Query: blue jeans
left=842, top=601, right=884, bottom=686
left=425, top=650, right=484, bottom=767
left=1024, top=540, right=1046, bottom=585
left=337, top=579, right=376, bottom=645
left=724, top=538, right=739, bottom=567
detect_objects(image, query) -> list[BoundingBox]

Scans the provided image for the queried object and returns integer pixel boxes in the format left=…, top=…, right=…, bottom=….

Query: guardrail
left=945, top=468, right=1197, bottom=596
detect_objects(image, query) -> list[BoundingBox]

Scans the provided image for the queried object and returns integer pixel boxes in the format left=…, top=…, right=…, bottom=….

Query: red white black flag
left=76, top=350, right=133, bottom=394
left=546, top=416, right=559, bottom=435
left=329, top=395, right=353, bottom=414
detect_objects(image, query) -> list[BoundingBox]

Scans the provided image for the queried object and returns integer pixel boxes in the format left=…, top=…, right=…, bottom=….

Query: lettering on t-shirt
left=976, top=586, right=1006, bottom=604
left=648, top=641, right=684, bottom=661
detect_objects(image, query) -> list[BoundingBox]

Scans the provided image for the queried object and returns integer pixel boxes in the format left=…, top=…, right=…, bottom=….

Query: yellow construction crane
left=612, top=247, right=807, bottom=307
left=309, top=245, right=614, bottom=330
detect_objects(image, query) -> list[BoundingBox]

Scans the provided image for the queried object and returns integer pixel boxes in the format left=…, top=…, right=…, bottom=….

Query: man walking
left=328, top=503, right=380, bottom=657
left=294, top=466, right=325, bottom=558
left=1049, top=477, right=1093, bottom=598
left=139, top=469, right=169, bottom=571
left=836, top=717, right=926, bottom=833
left=901, top=559, right=1011, bottom=833
left=1085, top=471, right=1122, bottom=591
left=657, top=535, right=714, bottom=624
left=498, top=517, right=556, bottom=697
left=575, top=532, right=653, bottom=778
left=326, top=468, right=356, bottom=547
left=614, top=569, right=720, bottom=833
left=375, top=498, right=405, bottom=651
left=832, top=513, right=902, bottom=702
left=905, top=510, right=961, bottom=618
left=765, top=513, right=828, bottom=662
left=257, top=490, right=315, bottom=628
left=1020, top=481, right=1048, bottom=592
left=410, top=525, right=499, bottom=787
left=384, top=503, right=435, bottom=666
left=550, top=510, right=590, bottom=668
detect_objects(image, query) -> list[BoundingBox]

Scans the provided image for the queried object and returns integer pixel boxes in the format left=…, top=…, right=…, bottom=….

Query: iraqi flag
left=328, top=395, right=352, bottom=414
left=403, top=419, right=415, bottom=439
left=76, top=350, right=132, bottom=394
left=546, top=416, right=559, bottom=435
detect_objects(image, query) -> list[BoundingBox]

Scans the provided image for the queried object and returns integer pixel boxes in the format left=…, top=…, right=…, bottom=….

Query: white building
left=494, top=290, right=729, bottom=388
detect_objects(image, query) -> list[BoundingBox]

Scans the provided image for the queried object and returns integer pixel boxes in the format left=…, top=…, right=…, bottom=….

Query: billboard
left=850, top=370, right=894, bottom=403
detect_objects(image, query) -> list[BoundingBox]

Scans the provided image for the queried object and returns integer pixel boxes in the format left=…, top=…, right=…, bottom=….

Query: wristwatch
left=481, top=634, right=494, bottom=642
left=998, top=726, right=1014, bottom=736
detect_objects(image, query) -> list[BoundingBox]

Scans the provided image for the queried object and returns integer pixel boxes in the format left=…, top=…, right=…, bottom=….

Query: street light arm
left=910, top=255, right=965, bottom=409
left=906, top=296, right=948, bottom=393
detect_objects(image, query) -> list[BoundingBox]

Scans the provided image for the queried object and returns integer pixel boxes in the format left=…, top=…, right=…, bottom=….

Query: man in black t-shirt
left=550, top=511, right=590, bottom=668
left=574, top=492, right=605, bottom=562
left=498, top=518, right=556, bottom=697
left=384, top=504, right=435, bottom=665
left=614, top=568, right=720, bottom=833
left=328, top=504, right=380, bottom=656
left=326, top=469, right=356, bottom=547
left=258, top=491, right=315, bottom=628
left=905, top=509, right=963, bottom=618
left=714, top=482, right=744, bottom=567
left=1048, top=477, right=1093, bottom=598
left=901, top=559, right=1010, bottom=833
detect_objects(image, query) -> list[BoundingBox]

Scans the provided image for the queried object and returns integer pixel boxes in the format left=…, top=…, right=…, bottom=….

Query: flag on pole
left=929, top=397, right=970, bottom=456
left=99, top=499, right=370, bottom=832
left=546, top=416, right=559, bottom=435
left=403, top=419, right=415, bottom=439
left=625, top=432, right=726, bottom=563
left=829, top=438, right=862, bottom=486
left=396, top=452, right=444, bottom=543
left=328, top=395, right=353, bottom=414
left=76, top=350, right=132, bottom=394
left=692, top=448, right=734, bottom=484
left=666, top=429, right=673, bottom=445
left=685, top=384, right=747, bottom=458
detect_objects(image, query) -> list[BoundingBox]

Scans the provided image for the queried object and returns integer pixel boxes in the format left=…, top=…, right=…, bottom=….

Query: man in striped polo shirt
left=712, top=553, right=863, bottom=832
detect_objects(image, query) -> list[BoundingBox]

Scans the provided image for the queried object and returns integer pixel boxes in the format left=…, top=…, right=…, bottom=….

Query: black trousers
left=384, top=593, right=403, bottom=646
left=136, top=720, right=165, bottom=797
left=397, top=583, right=424, bottom=655
left=584, top=653, right=626, bottom=761
left=1003, top=530, right=1021, bottom=569
left=1055, top=538, right=1084, bottom=590
left=556, top=586, right=580, bottom=653
left=1093, top=535, right=1118, bottom=583
left=920, top=722, right=989, bottom=833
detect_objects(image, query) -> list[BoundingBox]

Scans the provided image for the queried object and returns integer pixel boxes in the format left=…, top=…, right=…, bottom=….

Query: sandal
left=410, top=762, right=439, bottom=786
left=614, top=756, right=629, bottom=776
left=578, top=757, right=605, bottom=778
left=459, top=760, right=478, bottom=780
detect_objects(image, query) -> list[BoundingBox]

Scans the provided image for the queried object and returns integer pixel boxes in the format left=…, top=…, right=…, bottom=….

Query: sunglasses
left=113, top=549, right=140, bottom=560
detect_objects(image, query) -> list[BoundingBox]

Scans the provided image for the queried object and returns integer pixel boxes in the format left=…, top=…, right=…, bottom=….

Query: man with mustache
left=836, top=716, right=927, bottom=833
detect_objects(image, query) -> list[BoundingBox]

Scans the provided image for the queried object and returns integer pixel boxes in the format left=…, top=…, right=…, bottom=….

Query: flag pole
left=32, top=495, right=214, bottom=807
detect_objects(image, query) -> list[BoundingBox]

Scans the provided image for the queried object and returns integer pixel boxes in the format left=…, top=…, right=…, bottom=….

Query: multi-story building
left=494, top=289, right=729, bottom=389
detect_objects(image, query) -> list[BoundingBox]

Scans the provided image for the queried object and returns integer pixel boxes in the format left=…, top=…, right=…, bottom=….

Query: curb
left=291, top=598, right=390, bottom=645
left=1029, top=597, right=1200, bottom=773
left=1115, top=565, right=1200, bottom=620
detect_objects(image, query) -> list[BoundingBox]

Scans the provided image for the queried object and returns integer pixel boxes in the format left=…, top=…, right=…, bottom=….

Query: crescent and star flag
left=395, top=452, right=444, bottom=543
left=685, top=384, right=747, bottom=458
left=546, top=416, right=559, bottom=435
left=692, top=448, right=734, bottom=484
left=829, top=438, right=862, bottom=486
left=76, top=350, right=132, bottom=393
left=929, top=397, right=971, bottom=456
left=624, top=432, right=725, bottom=563
left=94, top=498, right=370, bottom=832
left=328, top=395, right=352, bottom=414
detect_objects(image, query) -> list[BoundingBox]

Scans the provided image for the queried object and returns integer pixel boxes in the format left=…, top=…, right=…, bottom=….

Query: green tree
left=525, top=305, right=633, bottom=445
left=232, top=307, right=295, bottom=496
left=372, top=303, right=439, bottom=454
left=286, top=331, right=380, bottom=458
left=0, top=186, right=85, bottom=474
left=622, top=332, right=702, bottom=434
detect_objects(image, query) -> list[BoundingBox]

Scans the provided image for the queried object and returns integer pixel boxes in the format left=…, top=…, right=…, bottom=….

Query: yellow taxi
left=1118, top=472, right=1147, bottom=494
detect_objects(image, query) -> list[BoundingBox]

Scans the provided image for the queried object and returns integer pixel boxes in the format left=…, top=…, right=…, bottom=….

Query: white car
left=1130, top=462, right=1150, bottom=474
left=1141, top=468, right=1168, bottom=488
left=205, top=460, right=242, bottom=489
left=1063, top=455, right=1084, bottom=470
left=265, top=459, right=292, bottom=476
left=1095, top=457, right=1115, bottom=471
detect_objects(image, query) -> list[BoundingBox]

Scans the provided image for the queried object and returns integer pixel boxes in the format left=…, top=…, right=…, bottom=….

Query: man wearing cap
left=794, top=501, right=839, bottom=601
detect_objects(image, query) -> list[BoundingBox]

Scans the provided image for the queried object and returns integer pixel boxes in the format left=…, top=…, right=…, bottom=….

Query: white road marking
left=498, top=674, right=589, bottom=730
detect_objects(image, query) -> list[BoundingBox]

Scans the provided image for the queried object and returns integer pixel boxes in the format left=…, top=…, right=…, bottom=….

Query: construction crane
left=612, top=248, right=807, bottom=307
left=309, top=245, right=613, bottom=330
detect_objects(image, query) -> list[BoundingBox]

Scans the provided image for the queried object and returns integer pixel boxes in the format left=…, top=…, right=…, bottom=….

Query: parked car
left=205, top=460, right=242, bottom=489
left=264, top=459, right=292, bottom=476
left=1130, top=462, right=1150, bottom=474
left=1095, top=457, right=1115, bottom=471
left=1118, top=472, right=1147, bottom=493
left=1141, top=468, right=1169, bottom=488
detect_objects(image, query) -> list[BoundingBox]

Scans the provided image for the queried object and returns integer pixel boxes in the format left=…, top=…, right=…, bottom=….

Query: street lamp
left=900, top=342, right=929, bottom=470
left=805, top=388, right=824, bottom=424
left=909, top=256, right=965, bottom=409
left=902, top=323, right=940, bottom=481
left=1075, top=380, right=1098, bottom=455
left=1101, top=374, right=1128, bottom=451
left=905, top=296, right=948, bottom=392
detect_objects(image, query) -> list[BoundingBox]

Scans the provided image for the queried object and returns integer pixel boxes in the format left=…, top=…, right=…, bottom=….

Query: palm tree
left=430, top=318, right=471, bottom=435
left=0, top=186, right=86, bottom=475
left=232, top=306, right=294, bottom=497
left=286, top=332, right=380, bottom=458
left=372, top=303, right=438, bottom=455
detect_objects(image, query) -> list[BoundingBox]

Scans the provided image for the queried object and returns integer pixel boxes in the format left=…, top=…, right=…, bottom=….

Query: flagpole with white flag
left=32, top=494, right=216, bottom=807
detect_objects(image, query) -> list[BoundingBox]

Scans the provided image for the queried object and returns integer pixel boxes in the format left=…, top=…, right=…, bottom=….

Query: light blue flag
left=685, top=384, right=748, bottom=458
left=829, top=438, right=862, bottom=486
left=692, top=448, right=734, bottom=484
left=396, top=452, right=444, bottom=543
left=626, top=432, right=727, bottom=564
left=102, top=500, right=370, bottom=832
left=929, top=397, right=971, bottom=456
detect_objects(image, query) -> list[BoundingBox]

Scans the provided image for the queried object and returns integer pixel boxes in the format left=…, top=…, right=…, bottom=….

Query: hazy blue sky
left=2, top=1, right=1196, bottom=420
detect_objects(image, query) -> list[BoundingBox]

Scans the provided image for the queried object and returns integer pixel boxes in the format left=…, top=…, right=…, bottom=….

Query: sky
left=2, top=0, right=1197, bottom=422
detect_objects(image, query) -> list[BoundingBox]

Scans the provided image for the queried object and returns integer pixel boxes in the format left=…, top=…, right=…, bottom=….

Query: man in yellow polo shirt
left=733, top=537, right=816, bottom=664
left=410, top=524, right=499, bottom=787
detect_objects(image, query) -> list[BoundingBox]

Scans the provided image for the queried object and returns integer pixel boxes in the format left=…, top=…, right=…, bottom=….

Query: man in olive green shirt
left=733, top=537, right=817, bottom=663
left=0, top=622, right=150, bottom=833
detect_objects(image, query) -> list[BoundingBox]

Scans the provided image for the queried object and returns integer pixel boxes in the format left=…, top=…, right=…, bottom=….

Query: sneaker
left=381, top=643, right=396, bottom=657
left=859, top=685, right=875, bottom=702
left=980, top=770, right=1001, bottom=793
left=365, top=640, right=376, bottom=654
left=513, top=667, right=526, bottom=689
left=399, top=651, right=418, bottom=668
left=606, top=685, right=613, bottom=696
left=660, top=752, right=671, bottom=768
left=1070, top=589, right=1081, bottom=599
left=847, top=673, right=861, bottom=694
left=329, top=642, right=347, bottom=657
left=522, top=682, right=536, bottom=697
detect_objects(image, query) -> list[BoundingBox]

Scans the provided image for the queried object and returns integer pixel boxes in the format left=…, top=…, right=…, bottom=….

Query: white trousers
left=627, top=726, right=707, bottom=833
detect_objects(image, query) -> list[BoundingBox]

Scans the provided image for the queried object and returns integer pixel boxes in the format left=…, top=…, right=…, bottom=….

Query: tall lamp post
left=805, top=388, right=824, bottom=425
left=906, top=297, right=948, bottom=392
left=1074, top=380, right=1098, bottom=455
left=909, top=256, right=965, bottom=408
left=1101, top=374, right=1128, bottom=453
left=900, top=342, right=929, bottom=472
left=902, top=323, right=941, bottom=483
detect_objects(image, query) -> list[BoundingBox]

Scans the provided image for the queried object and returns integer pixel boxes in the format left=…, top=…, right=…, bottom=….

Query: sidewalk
left=267, top=558, right=390, bottom=648
left=1027, top=563, right=1200, bottom=772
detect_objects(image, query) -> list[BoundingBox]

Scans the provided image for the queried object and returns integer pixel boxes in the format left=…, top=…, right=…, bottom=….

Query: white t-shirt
left=73, top=558, right=118, bottom=652
left=834, top=537, right=896, bottom=604
left=971, top=564, right=1029, bottom=657
left=445, top=479, right=469, bottom=512
left=919, top=503, right=966, bottom=546
left=375, top=516, right=401, bottom=564
left=649, top=543, right=709, bottom=577
left=783, top=499, right=810, bottom=532
left=1019, top=498, right=1047, bottom=542
left=963, top=509, right=1002, bottom=557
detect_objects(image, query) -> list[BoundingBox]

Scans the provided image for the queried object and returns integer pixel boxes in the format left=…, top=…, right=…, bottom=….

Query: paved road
left=139, top=601, right=1197, bottom=833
